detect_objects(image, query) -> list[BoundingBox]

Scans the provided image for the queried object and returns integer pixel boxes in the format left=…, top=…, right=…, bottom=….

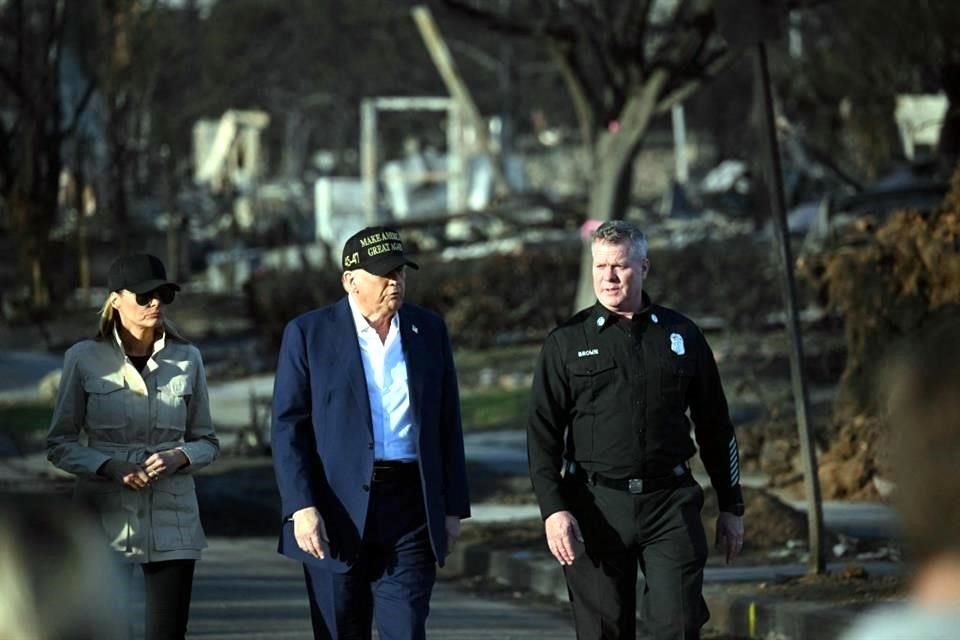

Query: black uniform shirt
left=528, top=293, right=744, bottom=518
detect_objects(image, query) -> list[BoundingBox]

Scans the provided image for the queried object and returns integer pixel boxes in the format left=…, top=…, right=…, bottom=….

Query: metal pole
left=360, top=99, right=378, bottom=224
left=447, top=103, right=468, bottom=213
left=671, top=103, right=689, bottom=185
left=755, top=41, right=826, bottom=574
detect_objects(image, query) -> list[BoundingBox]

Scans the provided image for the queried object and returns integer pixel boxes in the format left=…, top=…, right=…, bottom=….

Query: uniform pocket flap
left=567, top=355, right=616, bottom=376
left=83, top=377, right=125, bottom=395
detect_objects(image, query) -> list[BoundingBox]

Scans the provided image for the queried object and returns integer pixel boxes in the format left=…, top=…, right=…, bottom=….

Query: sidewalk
left=442, top=540, right=902, bottom=640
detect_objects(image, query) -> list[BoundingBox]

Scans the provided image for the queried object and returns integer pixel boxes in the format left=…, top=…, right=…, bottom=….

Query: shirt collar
left=592, top=291, right=655, bottom=333
left=111, top=323, right=166, bottom=356
left=348, top=294, right=399, bottom=335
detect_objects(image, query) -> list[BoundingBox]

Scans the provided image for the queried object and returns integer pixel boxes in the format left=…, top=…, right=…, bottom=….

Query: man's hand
left=292, top=506, right=330, bottom=560
left=142, top=449, right=189, bottom=481
left=544, top=510, right=584, bottom=566
left=716, top=512, right=744, bottom=563
left=100, top=459, right=152, bottom=490
left=445, top=516, right=462, bottom=555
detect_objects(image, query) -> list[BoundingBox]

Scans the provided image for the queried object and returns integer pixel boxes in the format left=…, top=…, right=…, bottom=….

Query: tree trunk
left=77, top=177, right=91, bottom=295
left=573, top=71, right=669, bottom=311
left=31, top=255, right=50, bottom=308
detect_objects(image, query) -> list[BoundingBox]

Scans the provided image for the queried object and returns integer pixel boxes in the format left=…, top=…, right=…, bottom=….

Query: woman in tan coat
left=47, top=253, right=219, bottom=640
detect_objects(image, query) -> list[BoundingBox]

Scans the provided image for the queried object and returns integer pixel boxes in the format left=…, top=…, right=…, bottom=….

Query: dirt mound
left=815, top=414, right=891, bottom=501
left=703, top=486, right=820, bottom=551
left=738, top=413, right=893, bottom=501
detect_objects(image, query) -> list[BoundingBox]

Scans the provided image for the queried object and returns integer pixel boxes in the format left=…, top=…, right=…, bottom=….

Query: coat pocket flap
left=567, top=355, right=616, bottom=376
left=83, top=377, right=126, bottom=395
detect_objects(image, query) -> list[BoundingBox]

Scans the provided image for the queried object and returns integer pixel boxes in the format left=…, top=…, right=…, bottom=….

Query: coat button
left=362, top=484, right=370, bottom=492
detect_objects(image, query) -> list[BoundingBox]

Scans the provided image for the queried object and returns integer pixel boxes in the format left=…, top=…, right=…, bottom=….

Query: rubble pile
left=790, top=167, right=960, bottom=499
left=702, top=486, right=823, bottom=551
left=815, top=414, right=891, bottom=501
left=738, top=410, right=892, bottom=501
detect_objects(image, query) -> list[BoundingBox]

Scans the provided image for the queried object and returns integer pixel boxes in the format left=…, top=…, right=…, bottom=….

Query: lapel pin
left=412, top=324, right=419, bottom=334
left=651, top=313, right=659, bottom=324
left=596, top=316, right=605, bottom=327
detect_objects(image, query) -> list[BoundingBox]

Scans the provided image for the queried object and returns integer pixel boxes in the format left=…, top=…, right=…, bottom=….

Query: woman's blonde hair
left=97, top=290, right=189, bottom=343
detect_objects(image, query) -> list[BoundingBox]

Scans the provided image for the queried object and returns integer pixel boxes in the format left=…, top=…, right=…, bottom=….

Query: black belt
left=566, top=461, right=690, bottom=494
left=372, top=460, right=419, bottom=484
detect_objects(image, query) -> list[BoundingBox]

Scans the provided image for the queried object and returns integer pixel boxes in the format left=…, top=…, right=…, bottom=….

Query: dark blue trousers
left=302, top=472, right=436, bottom=640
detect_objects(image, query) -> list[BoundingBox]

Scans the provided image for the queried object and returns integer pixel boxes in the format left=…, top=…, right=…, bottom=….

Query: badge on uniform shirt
left=670, top=332, right=685, bottom=356
left=651, top=313, right=659, bottom=324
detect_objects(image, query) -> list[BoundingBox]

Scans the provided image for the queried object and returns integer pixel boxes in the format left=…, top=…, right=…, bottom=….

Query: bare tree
left=0, top=0, right=94, bottom=310
left=443, top=0, right=737, bottom=308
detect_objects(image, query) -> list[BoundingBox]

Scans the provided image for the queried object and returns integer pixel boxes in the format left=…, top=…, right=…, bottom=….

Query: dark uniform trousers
left=563, top=475, right=709, bottom=640
left=303, top=466, right=436, bottom=640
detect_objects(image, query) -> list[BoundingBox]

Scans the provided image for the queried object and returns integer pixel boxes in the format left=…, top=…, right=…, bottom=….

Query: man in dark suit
left=271, top=226, right=471, bottom=640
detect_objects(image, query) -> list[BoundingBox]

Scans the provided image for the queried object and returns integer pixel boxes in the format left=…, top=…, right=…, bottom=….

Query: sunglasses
left=133, top=287, right=176, bottom=306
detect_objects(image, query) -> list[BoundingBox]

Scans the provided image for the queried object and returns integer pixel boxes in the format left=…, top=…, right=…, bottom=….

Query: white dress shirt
left=348, top=296, right=417, bottom=461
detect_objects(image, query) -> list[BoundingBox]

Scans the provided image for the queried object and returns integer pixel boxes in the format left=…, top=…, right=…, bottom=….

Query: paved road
left=0, top=350, right=62, bottom=400
left=181, top=537, right=576, bottom=640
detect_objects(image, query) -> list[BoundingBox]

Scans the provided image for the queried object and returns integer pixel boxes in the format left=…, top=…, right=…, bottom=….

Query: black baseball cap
left=341, top=226, right=419, bottom=276
left=107, top=254, right=181, bottom=294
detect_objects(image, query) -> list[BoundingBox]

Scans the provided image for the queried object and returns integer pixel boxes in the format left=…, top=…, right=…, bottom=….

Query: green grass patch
left=0, top=403, right=54, bottom=433
left=454, top=345, right=540, bottom=377
left=460, top=387, right=529, bottom=431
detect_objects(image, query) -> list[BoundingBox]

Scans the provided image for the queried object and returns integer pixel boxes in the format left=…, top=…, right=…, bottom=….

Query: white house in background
left=192, top=109, right=270, bottom=193
left=895, top=94, right=948, bottom=160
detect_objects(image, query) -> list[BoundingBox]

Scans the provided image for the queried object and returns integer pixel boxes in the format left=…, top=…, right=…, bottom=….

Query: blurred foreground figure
left=0, top=498, right=125, bottom=640
left=842, top=320, right=960, bottom=639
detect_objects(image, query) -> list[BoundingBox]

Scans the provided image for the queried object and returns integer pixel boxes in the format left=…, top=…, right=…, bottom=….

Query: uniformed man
left=528, top=220, right=745, bottom=640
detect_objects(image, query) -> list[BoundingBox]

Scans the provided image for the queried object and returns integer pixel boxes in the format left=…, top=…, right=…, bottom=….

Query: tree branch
left=0, top=64, right=32, bottom=108
left=47, top=0, right=67, bottom=121
left=615, top=0, right=648, bottom=52
left=0, top=116, right=13, bottom=187
left=440, top=0, right=577, bottom=41
left=654, top=47, right=740, bottom=115
left=546, top=37, right=597, bottom=150
left=567, top=3, right=634, bottom=121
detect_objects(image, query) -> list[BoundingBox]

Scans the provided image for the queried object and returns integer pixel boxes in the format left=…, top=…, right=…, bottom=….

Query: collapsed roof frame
left=359, top=96, right=468, bottom=224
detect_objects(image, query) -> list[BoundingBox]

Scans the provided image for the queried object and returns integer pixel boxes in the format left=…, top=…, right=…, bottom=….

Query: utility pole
left=715, top=0, right=826, bottom=574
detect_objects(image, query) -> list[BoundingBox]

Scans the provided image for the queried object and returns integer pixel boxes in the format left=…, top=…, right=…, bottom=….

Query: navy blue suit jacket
left=271, top=297, right=471, bottom=572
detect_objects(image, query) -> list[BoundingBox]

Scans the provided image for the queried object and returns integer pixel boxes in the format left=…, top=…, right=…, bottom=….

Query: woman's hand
left=142, top=449, right=189, bottom=481
left=101, top=459, right=152, bottom=490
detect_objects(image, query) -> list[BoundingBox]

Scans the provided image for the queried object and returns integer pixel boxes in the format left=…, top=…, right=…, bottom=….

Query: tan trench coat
left=47, top=329, right=219, bottom=563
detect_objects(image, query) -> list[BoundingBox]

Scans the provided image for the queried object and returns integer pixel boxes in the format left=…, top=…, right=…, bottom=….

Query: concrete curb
left=703, top=588, right=856, bottom=640
left=443, top=543, right=868, bottom=640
